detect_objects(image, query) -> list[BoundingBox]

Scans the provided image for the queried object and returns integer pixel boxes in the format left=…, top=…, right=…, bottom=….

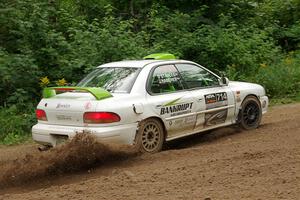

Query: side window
left=150, top=65, right=185, bottom=94
left=175, top=64, right=219, bottom=89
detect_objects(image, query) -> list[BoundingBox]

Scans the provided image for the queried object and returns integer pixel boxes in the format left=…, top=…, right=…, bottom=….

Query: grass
left=269, top=92, right=300, bottom=106
left=0, top=134, right=33, bottom=146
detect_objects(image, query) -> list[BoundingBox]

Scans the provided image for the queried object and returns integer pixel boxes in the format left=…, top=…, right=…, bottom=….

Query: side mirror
left=217, top=71, right=229, bottom=86
left=220, top=77, right=229, bottom=86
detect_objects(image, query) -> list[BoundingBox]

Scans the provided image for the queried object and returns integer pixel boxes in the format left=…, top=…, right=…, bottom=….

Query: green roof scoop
left=42, top=87, right=112, bottom=100
left=143, top=53, right=176, bottom=60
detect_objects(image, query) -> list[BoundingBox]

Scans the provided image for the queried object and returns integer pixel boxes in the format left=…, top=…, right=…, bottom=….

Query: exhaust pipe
left=38, top=145, right=52, bottom=151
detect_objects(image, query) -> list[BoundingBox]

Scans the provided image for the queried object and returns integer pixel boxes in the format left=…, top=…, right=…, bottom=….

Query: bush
left=0, top=105, right=36, bottom=145
left=227, top=51, right=300, bottom=98
left=252, top=52, right=300, bottom=98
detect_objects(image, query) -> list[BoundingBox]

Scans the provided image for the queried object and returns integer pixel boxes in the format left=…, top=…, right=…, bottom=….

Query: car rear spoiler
left=42, top=87, right=112, bottom=100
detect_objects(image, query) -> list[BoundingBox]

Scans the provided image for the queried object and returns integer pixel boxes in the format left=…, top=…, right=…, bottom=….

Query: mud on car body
left=32, top=53, right=269, bottom=153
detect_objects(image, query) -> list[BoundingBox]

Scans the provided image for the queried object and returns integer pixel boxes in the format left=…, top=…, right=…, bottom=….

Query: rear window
left=77, top=67, right=140, bottom=93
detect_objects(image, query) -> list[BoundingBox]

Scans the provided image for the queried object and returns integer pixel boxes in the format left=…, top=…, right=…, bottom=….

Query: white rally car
left=32, top=53, right=268, bottom=153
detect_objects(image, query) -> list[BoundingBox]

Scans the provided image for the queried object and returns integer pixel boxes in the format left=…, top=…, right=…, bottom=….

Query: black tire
left=239, top=96, right=262, bottom=130
left=135, top=118, right=165, bottom=153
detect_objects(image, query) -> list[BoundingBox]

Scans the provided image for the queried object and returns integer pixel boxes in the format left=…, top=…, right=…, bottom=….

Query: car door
left=146, top=64, right=197, bottom=138
left=175, top=63, right=235, bottom=132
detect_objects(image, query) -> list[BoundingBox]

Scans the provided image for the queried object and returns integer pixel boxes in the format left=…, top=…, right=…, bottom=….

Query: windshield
left=77, top=67, right=140, bottom=93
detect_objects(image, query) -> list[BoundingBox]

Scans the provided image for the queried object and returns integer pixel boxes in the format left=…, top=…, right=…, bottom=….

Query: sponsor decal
left=84, top=102, right=92, bottom=110
left=205, top=92, right=228, bottom=109
left=169, top=116, right=195, bottom=127
left=204, top=109, right=228, bottom=126
left=167, top=115, right=196, bottom=135
left=155, top=97, right=182, bottom=109
left=160, top=102, right=193, bottom=116
left=236, top=91, right=241, bottom=102
left=158, top=98, right=193, bottom=117
left=156, top=72, right=180, bottom=84
left=56, top=103, right=70, bottom=109
left=163, top=97, right=182, bottom=106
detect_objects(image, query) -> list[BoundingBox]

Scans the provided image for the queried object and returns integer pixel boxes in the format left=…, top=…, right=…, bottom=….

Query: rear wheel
left=239, top=96, right=262, bottom=130
left=135, top=118, right=165, bottom=153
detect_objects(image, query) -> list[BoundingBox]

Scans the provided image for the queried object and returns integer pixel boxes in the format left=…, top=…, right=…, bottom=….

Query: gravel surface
left=0, top=103, right=299, bottom=200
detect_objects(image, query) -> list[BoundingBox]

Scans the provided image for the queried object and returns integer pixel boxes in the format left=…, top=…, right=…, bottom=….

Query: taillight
left=83, top=112, right=121, bottom=124
left=36, top=109, right=47, bottom=121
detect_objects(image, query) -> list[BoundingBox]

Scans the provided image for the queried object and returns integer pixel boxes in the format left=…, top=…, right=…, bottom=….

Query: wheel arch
left=241, top=94, right=261, bottom=107
left=136, top=116, right=167, bottom=140
left=237, top=94, right=261, bottom=122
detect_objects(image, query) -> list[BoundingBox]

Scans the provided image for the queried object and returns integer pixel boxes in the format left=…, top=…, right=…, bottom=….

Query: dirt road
left=0, top=103, right=300, bottom=200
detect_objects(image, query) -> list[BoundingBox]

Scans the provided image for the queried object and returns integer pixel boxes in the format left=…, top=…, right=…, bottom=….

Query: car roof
left=97, top=59, right=192, bottom=68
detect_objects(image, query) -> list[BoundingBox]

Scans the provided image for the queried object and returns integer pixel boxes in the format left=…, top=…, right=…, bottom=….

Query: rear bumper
left=32, top=123, right=138, bottom=147
left=260, top=96, right=269, bottom=114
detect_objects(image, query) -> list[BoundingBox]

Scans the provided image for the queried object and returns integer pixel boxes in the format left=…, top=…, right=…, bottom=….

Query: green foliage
left=252, top=52, right=300, bottom=98
left=0, top=0, right=300, bottom=144
left=0, top=105, right=36, bottom=145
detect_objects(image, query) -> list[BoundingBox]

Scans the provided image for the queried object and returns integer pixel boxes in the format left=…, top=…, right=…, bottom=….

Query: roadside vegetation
left=1, top=0, right=300, bottom=144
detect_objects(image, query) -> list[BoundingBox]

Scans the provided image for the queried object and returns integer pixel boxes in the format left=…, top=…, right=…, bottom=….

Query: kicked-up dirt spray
left=0, top=132, right=138, bottom=188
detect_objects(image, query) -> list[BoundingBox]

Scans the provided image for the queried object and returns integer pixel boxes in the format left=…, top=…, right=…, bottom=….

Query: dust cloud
left=0, top=132, right=138, bottom=188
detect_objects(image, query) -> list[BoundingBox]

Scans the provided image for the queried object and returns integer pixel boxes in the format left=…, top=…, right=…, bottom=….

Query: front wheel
left=239, top=96, right=262, bottom=130
left=135, top=118, right=165, bottom=153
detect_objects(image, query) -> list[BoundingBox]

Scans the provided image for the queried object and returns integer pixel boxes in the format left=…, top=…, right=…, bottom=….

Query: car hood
left=228, top=81, right=266, bottom=97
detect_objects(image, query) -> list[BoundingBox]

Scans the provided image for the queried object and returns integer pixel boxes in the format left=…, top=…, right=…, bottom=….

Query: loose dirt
left=0, top=133, right=138, bottom=188
left=0, top=103, right=300, bottom=200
